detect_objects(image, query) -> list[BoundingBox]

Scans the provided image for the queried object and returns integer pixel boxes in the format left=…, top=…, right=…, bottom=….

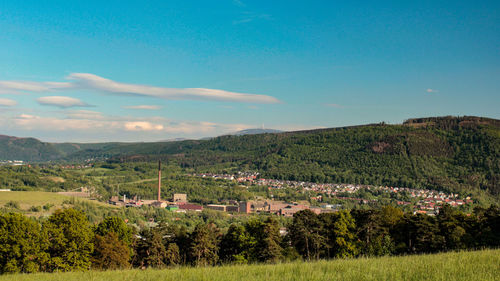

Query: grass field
left=0, top=191, right=114, bottom=216
left=1, top=249, right=498, bottom=281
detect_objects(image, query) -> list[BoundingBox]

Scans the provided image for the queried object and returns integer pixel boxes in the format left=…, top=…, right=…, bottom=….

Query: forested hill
left=1, top=116, right=499, bottom=198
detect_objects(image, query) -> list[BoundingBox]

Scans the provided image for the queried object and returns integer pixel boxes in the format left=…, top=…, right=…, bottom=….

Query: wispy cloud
left=232, top=0, right=246, bottom=8
left=426, top=88, right=439, bottom=93
left=0, top=73, right=281, bottom=104
left=64, top=110, right=105, bottom=120
left=0, top=98, right=17, bottom=107
left=9, top=112, right=254, bottom=137
left=233, top=12, right=271, bottom=25
left=325, top=103, right=343, bottom=108
left=123, top=105, right=162, bottom=110
left=37, top=96, right=91, bottom=108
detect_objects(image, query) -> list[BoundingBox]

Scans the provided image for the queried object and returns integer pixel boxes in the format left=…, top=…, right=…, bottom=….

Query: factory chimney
left=157, top=160, right=161, bottom=202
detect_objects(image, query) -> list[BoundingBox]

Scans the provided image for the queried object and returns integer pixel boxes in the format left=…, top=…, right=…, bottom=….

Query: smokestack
left=157, top=160, right=161, bottom=202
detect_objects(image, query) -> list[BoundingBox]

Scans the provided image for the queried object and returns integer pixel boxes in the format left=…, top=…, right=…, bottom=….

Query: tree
left=259, top=217, right=283, bottom=263
left=437, top=205, right=467, bottom=250
left=325, top=210, right=358, bottom=258
left=351, top=209, right=393, bottom=256
left=165, top=243, right=180, bottom=266
left=133, top=228, right=167, bottom=268
left=43, top=209, right=94, bottom=272
left=0, top=213, right=48, bottom=273
left=94, top=217, right=134, bottom=246
left=288, top=210, right=326, bottom=260
left=394, top=214, right=444, bottom=254
left=219, top=224, right=250, bottom=263
left=189, top=223, right=220, bottom=266
left=91, top=232, right=131, bottom=270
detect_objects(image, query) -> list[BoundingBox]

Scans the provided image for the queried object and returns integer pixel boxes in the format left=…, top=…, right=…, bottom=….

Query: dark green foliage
left=0, top=205, right=499, bottom=274
left=393, top=214, right=444, bottom=254
left=91, top=232, right=130, bottom=270
left=164, top=243, right=180, bottom=266
left=219, top=224, right=251, bottom=263
left=43, top=209, right=94, bottom=272
left=133, top=228, right=167, bottom=268
left=189, top=223, right=220, bottom=266
left=288, top=210, right=326, bottom=260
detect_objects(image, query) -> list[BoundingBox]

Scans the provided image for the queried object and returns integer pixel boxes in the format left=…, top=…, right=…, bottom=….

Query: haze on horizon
left=0, top=0, right=498, bottom=142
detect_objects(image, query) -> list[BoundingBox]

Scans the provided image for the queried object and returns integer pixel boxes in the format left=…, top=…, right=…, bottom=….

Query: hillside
left=0, top=249, right=497, bottom=281
left=1, top=116, right=499, bottom=198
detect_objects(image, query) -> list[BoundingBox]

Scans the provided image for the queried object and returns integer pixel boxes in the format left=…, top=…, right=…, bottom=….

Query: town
left=106, top=166, right=474, bottom=217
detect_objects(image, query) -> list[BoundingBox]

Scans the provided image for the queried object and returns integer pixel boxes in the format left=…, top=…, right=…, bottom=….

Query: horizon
left=2, top=114, right=497, bottom=144
left=0, top=0, right=499, bottom=142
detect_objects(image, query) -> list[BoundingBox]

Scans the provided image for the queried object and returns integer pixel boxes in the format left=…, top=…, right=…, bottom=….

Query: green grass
left=1, top=249, right=498, bottom=281
left=0, top=191, right=114, bottom=216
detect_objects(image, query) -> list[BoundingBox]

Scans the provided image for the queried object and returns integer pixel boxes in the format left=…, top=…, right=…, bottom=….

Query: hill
left=0, top=116, right=499, bottom=198
left=0, top=249, right=497, bottom=281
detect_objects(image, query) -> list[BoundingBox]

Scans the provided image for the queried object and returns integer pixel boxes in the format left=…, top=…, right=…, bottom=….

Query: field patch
left=0, top=191, right=114, bottom=215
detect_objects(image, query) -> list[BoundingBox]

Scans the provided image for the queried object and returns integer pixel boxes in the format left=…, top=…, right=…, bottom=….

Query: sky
left=0, top=0, right=498, bottom=142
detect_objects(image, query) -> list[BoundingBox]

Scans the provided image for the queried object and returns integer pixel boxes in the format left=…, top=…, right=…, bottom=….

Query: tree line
left=0, top=205, right=498, bottom=274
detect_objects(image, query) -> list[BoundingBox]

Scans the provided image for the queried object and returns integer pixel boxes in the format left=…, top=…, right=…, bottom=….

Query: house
left=177, top=203, right=203, bottom=212
left=173, top=193, right=187, bottom=203
left=206, top=204, right=226, bottom=212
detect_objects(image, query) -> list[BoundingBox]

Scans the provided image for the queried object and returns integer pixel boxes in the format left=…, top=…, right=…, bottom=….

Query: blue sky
left=0, top=0, right=498, bottom=142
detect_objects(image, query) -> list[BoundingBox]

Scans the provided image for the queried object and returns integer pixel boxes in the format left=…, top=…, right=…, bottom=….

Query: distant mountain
left=0, top=135, right=63, bottom=161
left=230, top=128, right=283, bottom=136
left=0, top=116, right=499, bottom=199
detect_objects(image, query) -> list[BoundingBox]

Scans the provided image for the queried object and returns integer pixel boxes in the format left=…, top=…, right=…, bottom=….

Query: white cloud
left=0, top=81, right=71, bottom=93
left=67, top=73, right=280, bottom=103
left=0, top=98, right=17, bottom=107
left=64, top=110, right=105, bottom=120
left=8, top=112, right=255, bottom=139
left=37, top=96, right=90, bottom=108
left=426, top=88, right=439, bottom=93
left=0, top=73, right=280, bottom=104
left=123, top=105, right=162, bottom=110
left=14, top=114, right=120, bottom=131
left=124, top=121, right=164, bottom=131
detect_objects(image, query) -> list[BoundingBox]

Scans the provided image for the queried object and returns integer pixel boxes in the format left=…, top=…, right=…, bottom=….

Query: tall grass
left=1, top=249, right=498, bottom=281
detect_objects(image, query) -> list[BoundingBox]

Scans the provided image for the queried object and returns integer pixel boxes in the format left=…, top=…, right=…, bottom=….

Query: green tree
left=326, top=210, right=358, bottom=258
left=43, top=208, right=94, bottom=272
left=0, top=213, right=48, bottom=273
left=91, top=232, right=131, bottom=270
left=165, top=243, right=180, bottom=266
left=288, top=210, right=326, bottom=260
left=189, top=223, right=220, bottom=266
left=219, top=224, right=251, bottom=263
left=94, top=217, right=134, bottom=246
left=133, top=228, right=167, bottom=268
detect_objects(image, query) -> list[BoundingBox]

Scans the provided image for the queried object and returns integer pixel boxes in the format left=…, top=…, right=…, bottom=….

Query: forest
left=0, top=204, right=498, bottom=274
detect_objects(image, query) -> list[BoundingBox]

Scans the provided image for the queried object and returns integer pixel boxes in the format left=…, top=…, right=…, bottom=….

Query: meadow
left=1, top=249, right=497, bottom=281
left=0, top=191, right=114, bottom=216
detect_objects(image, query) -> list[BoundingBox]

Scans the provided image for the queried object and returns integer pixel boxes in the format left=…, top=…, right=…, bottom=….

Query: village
left=106, top=168, right=474, bottom=217
left=194, top=172, right=474, bottom=215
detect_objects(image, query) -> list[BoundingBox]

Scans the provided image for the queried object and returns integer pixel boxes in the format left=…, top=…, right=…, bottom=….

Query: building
left=239, top=201, right=251, bottom=213
left=206, top=204, right=227, bottom=212
left=226, top=205, right=239, bottom=212
left=173, top=193, right=187, bottom=203
left=178, top=203, right=203, bottom=212
left=166, top=205, right=179, bottom=211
